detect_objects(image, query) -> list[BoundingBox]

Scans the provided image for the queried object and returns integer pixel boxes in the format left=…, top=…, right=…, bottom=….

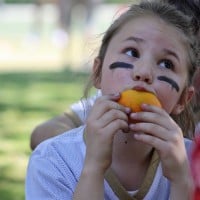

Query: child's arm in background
left=30, top=111, right=82, bottom=150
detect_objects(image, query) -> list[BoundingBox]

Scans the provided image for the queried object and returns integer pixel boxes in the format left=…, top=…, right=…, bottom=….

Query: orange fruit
left=118, top=89, right=162, bottom=112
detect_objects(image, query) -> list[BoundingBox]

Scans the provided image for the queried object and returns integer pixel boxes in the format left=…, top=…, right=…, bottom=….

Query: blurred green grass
left=0, top=69, right=89, bottom=200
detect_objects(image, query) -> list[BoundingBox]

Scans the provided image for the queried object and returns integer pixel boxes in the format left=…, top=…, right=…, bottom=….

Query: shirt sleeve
left=25, top=145, right=77, bottom=200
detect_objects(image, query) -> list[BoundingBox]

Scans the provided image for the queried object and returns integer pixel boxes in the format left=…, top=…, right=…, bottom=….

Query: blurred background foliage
left=4, top=0, right=130, bottom=3
left=0, top=69, right=89, bottom=200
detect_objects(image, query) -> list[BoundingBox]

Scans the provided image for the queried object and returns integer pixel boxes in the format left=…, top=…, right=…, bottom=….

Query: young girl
left=30, top=0, right=200, bottom=151
left=26, top=1, right=199, bottom=199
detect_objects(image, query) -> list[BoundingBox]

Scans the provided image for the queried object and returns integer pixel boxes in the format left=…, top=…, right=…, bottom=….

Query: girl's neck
left=113, top=131, right=153, bottom=163
left=111, top=131, right=154, bottom=191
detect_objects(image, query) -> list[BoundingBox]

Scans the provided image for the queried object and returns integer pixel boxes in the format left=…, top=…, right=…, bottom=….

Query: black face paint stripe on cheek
left=157, top=76, right=180, bottom=92
left=109, top=62, right=133, bottom=69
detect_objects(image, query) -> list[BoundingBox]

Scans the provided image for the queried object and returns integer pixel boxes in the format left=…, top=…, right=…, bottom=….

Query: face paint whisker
left=157, top=76, right=180, bottom=92
left=109, top=62, right=133, bottom=69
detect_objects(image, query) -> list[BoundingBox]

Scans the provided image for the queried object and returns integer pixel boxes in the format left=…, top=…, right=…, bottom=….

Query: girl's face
left=94, top=16, right=194, bottom=114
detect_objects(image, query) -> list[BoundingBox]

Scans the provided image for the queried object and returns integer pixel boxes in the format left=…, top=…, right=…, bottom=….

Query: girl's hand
left=84, top=94, right=130, bottom=173
left=129, top=104, right=190, bottom=184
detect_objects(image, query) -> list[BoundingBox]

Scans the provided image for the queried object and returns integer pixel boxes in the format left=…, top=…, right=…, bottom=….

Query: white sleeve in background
left=70, top=90, right=101, bottom=123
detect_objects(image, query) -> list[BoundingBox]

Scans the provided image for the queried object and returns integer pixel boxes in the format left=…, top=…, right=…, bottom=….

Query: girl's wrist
left=170, top=177, right=194, bottom=200
left=81, top=164, right=105, bottom=181
left=83, top=158, right=108, bottom=177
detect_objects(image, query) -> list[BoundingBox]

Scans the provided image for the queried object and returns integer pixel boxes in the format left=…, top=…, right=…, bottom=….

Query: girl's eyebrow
left=109, top=62, right=133, bottom=69
left=163, top=48, right=180, bottom=62
left=157, top=76, right=180, bottom=92
left=124, top=36, right=144, bottom=43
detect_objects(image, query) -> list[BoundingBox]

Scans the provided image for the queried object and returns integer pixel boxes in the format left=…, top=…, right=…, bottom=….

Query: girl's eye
left=159, top=59, right=174, bottom=70
left=125, top=48, right=139, bottom=58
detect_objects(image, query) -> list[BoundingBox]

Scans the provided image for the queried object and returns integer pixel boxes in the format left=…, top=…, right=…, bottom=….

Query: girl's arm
left=170, top=172, right=194, bottom=200
left=129, top=104, right=193, bottom=200
left=73, top=163, right=105, bottom=200
left=73, top=94, right=130, bottom=200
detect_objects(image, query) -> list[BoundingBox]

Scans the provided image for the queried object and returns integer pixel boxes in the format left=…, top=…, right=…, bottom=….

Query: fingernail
left=113, top=93, right=120, bottom=97
left=111, top=93, right=120, bottom=99
left=125, top=107, right=131, bottom=113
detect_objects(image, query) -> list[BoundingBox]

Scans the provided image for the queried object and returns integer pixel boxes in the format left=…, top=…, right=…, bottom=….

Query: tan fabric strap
left=64, top=108, right=82, bottom=127
left=105, top=149, right=159, bottom=200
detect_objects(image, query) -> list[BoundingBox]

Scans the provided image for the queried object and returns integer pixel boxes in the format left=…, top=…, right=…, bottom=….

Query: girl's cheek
left=103, top=72, right=133, bottom=93
left=116, top=72, right=133, bottom=85
left=115, top=70, right=127, bottom=79
left=158, top=92, right=181, bottom=114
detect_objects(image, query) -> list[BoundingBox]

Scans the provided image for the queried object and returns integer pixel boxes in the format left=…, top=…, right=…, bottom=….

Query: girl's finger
left=133, top=132, right=170, bottom=152
left=102, top=119, right=129, bottom=139
left=97, top=109, right=129, bottom=128
left=130, top=104, right=177, bottom=130
left=130, top=122, right=171, bottom=142
left=90, top=95, right=130, bottom=120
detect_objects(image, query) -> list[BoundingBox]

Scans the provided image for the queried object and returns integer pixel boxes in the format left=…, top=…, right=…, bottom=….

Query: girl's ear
left=172, top=86, right=195, bottom=115
left=92, top=57, right=101, bottom=89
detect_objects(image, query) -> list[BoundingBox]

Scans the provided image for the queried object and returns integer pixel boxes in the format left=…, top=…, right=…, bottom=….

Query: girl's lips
left=132, top=85, right=151, bottom=93
left=133, top=86, right=147, bottom=91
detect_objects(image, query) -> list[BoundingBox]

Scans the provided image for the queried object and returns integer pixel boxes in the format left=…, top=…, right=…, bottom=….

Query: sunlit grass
left=0, top=69, right=89, bottom=200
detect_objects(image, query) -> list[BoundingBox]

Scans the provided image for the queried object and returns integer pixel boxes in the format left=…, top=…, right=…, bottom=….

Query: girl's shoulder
left=32, top=125, right=86, bottom=161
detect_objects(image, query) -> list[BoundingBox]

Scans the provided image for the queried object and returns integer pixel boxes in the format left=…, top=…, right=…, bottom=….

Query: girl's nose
left=132, top=66, right=153, bottom=84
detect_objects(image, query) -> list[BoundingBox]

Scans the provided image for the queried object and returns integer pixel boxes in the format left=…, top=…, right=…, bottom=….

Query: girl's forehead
left=119, top=16, right=180, bottom=36
left=111, top=16, right=188, bottom=50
